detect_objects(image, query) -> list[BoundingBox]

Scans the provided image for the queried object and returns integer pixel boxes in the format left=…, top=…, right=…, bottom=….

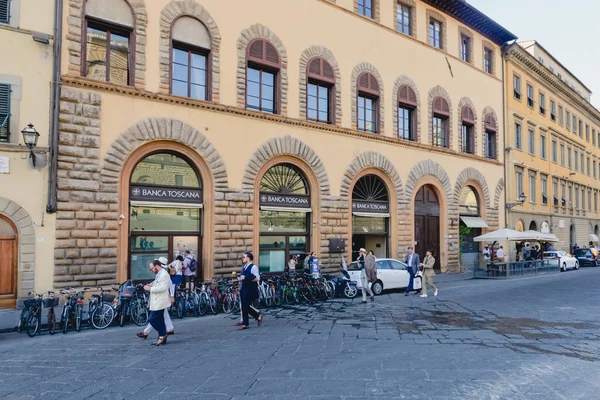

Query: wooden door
left=414, top=185, right=441, bottom=272
left=0, top=216, right=17, bottom=308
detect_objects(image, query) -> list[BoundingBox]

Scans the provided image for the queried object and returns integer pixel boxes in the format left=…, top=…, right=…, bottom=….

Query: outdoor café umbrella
left=523, top=230, right=560, bottom=242
left=473, top=228, right=535, bottom=242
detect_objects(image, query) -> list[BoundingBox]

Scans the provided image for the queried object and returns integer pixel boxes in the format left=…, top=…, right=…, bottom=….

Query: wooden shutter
left=0, top=0, right=8, bottom=23
left=247, top=39, right=280, bottom=68
left=358, top=72, right=379, bottom=96
left=485, top=114, right=497, bottom=132
left=265, top=42, right=279, bottom=64
left=461, top=106, right=474, bottom=124
left=433, top=96, right=449, bottom=116
left=0, top=84, right=10, bottom=142
left=248, top=40, right=263, bottom=59
left=307, top=58, right=335, bottom=84
left=398, top=85, right=417, bottom=107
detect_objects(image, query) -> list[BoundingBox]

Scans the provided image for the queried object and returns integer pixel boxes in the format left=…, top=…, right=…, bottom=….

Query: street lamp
left=506, top=193, right=527, bottom=209
left=21, top=123, right=40, bottom=167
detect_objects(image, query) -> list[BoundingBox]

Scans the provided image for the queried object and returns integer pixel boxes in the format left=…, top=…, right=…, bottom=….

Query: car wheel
left=575, top=261, right=580, bottom=270
left=562, top=262, right=567, bottom=272
left=371, top=281, right=383, bottom=296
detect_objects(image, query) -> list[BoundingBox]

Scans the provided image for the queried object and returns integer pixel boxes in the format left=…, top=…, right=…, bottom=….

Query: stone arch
left=457, top=97, right=477, bottom=154
left=340, top=152, right=404, bottom=201
left=0, top=197, right=35, bottom=299
left=494, top=178, right=504, bottom=210
left=453, top=167, right=490, bottom=209
left=405, top=159, right=452, bottom=203
left=298, top=46, right=342, bottom=126
left=351, top=62, right=385, bottom=133
left=68, top=0, right=148, bottom=88
left=236, top=24, right=288, bottom=116
left=392, top=75, right=421, bottom=142
left=482, top=106, right=500, bottom=158
left=428, top=85, right=453, bottom=148
left=241, top=135, right=330, bottom=195
left=158, top=0, right=222, bottom=101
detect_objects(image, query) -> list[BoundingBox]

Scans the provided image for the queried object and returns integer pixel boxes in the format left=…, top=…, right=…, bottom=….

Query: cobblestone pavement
left=1, top=269, right=600, bottom=399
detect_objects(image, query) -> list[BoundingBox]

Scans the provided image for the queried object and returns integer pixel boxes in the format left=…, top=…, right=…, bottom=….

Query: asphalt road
left=1, top=268, right=599, bottom=399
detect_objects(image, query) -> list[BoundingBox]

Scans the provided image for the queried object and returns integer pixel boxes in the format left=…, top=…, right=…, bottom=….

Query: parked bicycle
left=88, top=286, right=117, bottom=329
left=60, top=288, right=85, bottom=333
left=18, top=291, right=58, bottom=337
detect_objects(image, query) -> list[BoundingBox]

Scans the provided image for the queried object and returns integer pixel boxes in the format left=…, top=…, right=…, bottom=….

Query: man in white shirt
left=143, top=259, right=171, bottom=345
left=496, top=246, right=505, bottom=261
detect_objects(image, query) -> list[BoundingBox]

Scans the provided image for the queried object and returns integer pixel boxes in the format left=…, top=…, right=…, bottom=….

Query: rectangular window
left=0, top=0, right=8, bottom=24
left=540, top=135, right=546, bottom=159
left=529, top=175, right=536, bottom=203
left=586, top=124, right=590, bottom=141
left=581, top=153, right=585, bottom=173
left=575, top=186, right=579, bottom=209
left=595, top=191, right=598, bottom=212
left=461, top=124, right=473, bottom=154
left=483, top=48, right=493, bottom=74
left=358, top=95, right=377, bottom=133
left=560, top=143, right=565, bottom=166
left=594, top=129, right=597, bottom=146
left=485, top=130, right=496, bottom=159
left=307, top=82, right=330, bottom=123
left=594, top=161, right=597, bottom=179
left=528, top=128, right=535, bottom=155
left=460, top=34, right=470, bottom=62
left=515, top=170, right=523, bottom=198
left=573, top=116, right=577, bottom=134
left=552, top=139, right=557, bottom=163
left=561, top=182, right=566, bottom=206
left=357, top=0, right=373, bottom=18
left=553, top=181, right=559, bottom=206
left=513, top=75, right=521, bottom=100
left=558, top=105, right=564, bottom=126
left=566, top=111, right=571, bottom=130
left=398, top=106, right=413, bottom=140
left=539, top=93, right=545, bottom=115
left=574, top=149, right=578, bottom=171
left=171, top=46, right=208, bottom=101
left=581, top=187, right=585, bottom=209
left=0, top=83, right=9, bottom=142
left=579, top=120, right=583, bottom=138
left=568, top=147, right=572, bottom=169
left=429, top=19, right=442, bottom=49
left=85, top=23, right=131, bottom=86
left=587, top=157, right=591, bottom=176
left=432, top=116, right=448, bottom=147
left=246, top=67, right=276, bottom=114
left=541, top=176, right=548, bottom=205
left=568, top=185, right=572, bottom=207
left=589, top=190, right=592, bottom=211
left=515, top=123, right=522, bottom=150
left=397, top=3, right=411, bottom=35
left=527, top=84, right=534, bottom=108
left=550, top=100, right=556, bottom=121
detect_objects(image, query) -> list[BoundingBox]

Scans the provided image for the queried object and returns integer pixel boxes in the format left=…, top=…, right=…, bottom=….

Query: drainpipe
left=501, top=43, right=510, bottom=229
left=47, top=0, right=63, bottom=213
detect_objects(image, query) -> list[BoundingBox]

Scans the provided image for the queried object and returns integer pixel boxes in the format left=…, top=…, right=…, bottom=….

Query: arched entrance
left=258, top=163, right=311, bottom=273
left=529, top=220, right=538, bottom=231
left=595, top=225, right=599, bottom=235
left=128, top=152, right=203, bottom=280
left=458, top=185, right=487, bottom=269
left=414, top=185, right=440, bottom=271
left=351, top=174, right=390, bottom=260
left=0, top=216, right=17, bottom=308
left=541, top=221, right=550, bottom=234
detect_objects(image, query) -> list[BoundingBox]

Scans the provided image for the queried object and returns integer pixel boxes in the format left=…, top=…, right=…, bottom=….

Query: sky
left=468, top=0, right=600, bottom=109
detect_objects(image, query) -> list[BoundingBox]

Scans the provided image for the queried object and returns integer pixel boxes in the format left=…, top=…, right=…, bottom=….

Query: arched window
left=306, top=57, right=335, bottom=124
left=459, top=186, right=479, bottom=216
left=171, top=17, right=212, bottom=101
left=246, top=38, right=281, bottom=114
left=84, top=0, right=134, bottom=86
left=484, top=113, right=497, bottom=159
left=432, top=96, right=450, bottom=147
left=357, top=72, right=380, bottom=133
left=352, top=174, right=390, bottom=259
left=398, top=85, right=417, bottom=140
left=460, top=106, right=475, bottom=154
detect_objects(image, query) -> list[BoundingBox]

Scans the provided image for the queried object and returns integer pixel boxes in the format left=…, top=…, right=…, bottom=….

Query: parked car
left=573, top=248, right=600, bottom=267
left=347, top=258, right=410, bottom=295
left=542, top=251, right=579, bottom=272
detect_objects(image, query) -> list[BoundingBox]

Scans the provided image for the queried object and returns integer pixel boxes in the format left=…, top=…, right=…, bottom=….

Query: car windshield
left=574, top=249, right=589, bottom=256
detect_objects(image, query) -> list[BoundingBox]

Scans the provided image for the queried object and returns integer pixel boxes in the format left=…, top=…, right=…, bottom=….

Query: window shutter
left=308, top=59, right=321, bottom=75
left=433, top=97, right=449, bottom=116
left=485, top=114, right=497, bottom=132
left=369, top=75, right=379, bottom=92
left=0, top=83, right=10, bottom=142
left=0, top=0, right=8, bottom=23
left=248, top=39, right=280, bottom=68
left=264, top=42, right=279, bottom=64
left=461, top=106, right=474, bottom=124
left=322, top=62, right=334, bottom=80
left=249, top=40, right=263, bottom=59
left=358, top=73, right=370, bottom=89
left=398, top=85, right=417, bottom=106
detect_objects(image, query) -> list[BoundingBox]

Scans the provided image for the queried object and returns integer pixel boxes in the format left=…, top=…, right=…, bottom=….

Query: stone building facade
left=49, top=0, right=513, bottom=288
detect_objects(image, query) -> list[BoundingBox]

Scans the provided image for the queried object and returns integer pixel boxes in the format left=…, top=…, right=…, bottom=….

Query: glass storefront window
left=352, top=216, right=387, bottom=234
left=130, top=207, right=200, bottom=232
left=260, top=235, right=286, bottom=249
left=130, top=236, right=169, bottom=252
left=130, top=252, right=168, bottom=281
left=259, top=235, right=307, bottom=273
left=131, top=153, right=200, bottom=188
left=259, top=211, right=308, bottom=233
left=173, top=236, right=199, bottom=259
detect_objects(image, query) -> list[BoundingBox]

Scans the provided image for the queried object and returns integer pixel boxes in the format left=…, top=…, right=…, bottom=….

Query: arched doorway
left=595, top=225, right=599, bottom=235
left=541, top=221, right=550, bottom=234
left=351, top=174, right=390, bottom=260
left=128, top=152, right=203, bottom=280
left=529, top=220, right=538, bottom=231
left=458, top=185, right=487, bottom=269
left=0, top=216, right=17, bottom=308
left=258, top=163, right=311, bottom=273
left=414, top=185, right=440, bottom=272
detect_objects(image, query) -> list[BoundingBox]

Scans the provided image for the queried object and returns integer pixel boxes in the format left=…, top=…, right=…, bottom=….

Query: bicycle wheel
left=26, top=312, right=40, bottom=337
left=265, top=286, right=273, bottom=307
left=75, top=305, right=82, bottom=332
left=326, top=281, right=336, bottom=300
left=209, top=293, right=218, bottom=315
left=91, top=303, right=115, bottom=329
left=119, top=303, right=127, bottom=327
left=222, top=293, right=234, bottom=314
left=176, top=297, right=184, bottom=319
left=198, top=293, right=208, bottom=316
left=48, top=308, right=56, bottom=335
left=130, top=299, right=148, bottom=326
left=62, top=305, right=71, bottom=334
left=285, top=289, right=295, bottom=305
left=17, top=309, right=29, bottom=332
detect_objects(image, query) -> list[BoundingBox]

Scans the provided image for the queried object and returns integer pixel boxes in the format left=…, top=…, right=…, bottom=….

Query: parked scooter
left=328, top=268, right=358, bottom=299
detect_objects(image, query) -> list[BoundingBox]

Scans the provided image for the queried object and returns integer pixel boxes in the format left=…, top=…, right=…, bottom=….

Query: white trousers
left=144, top=308, right=173, bottom=334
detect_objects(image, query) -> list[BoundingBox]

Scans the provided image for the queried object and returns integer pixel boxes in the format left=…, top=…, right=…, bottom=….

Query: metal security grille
left=260, top=164, right=308, bottom=195
left=352, top=174, right=388, bottom=202
left=0, top=84, right=10, bottom=142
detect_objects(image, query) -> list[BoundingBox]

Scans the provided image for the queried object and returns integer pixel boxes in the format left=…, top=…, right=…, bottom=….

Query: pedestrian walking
left=404, top=246, right=421, bottom=296
left=238, top=252, right=263, bottom=330
left=358, top=248, right=375, bottom=303
left=144, top=259, right=171, bottom=345
left=419, top=250, right=438, bottom=298
left=137, top=257, right=175, bottom=339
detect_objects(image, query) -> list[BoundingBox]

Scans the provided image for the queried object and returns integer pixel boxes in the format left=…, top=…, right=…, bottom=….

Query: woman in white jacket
left=143, top=259, right=171, bottom=346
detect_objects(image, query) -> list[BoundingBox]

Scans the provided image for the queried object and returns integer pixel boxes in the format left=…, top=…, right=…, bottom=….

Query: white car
left=348, top=258, right=411, bottom=295
left=543, top=251, right=579, bottom=272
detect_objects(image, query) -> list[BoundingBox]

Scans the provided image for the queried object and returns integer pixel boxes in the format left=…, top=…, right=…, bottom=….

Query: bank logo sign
left=260, top=193, right=310, bottom=208
left=352, top=200, right=389, bottom=213
left=130, top=185, right=202, bottom=204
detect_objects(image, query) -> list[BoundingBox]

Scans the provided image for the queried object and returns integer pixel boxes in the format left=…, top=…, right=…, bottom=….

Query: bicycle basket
left=23, top=298, right=42, bottom=308
left=103, top=294, right=116, bottom=303
left=42, top=297, right=59, bottom=308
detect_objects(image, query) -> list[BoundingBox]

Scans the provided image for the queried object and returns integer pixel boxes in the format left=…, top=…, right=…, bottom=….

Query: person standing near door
left=419, top=250, right=438, bottom=298
left=404, top=246, right=420, bottom=296
left=238, top=252, right=263, bottom=330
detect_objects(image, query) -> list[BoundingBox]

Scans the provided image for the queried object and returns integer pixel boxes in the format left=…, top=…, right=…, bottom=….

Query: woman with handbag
left=238, top=252, right=263, bottom=330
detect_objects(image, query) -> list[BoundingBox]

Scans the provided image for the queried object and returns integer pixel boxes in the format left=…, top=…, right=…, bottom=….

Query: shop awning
left=260, top=206, right=312, bottom=213
left=352, top=212, right=391, bottom=218
left=590, top=234, right=599, bottom=243
left=460, top=216, right=489, bottom=228
left=130, top=201, right=203, bottom=209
